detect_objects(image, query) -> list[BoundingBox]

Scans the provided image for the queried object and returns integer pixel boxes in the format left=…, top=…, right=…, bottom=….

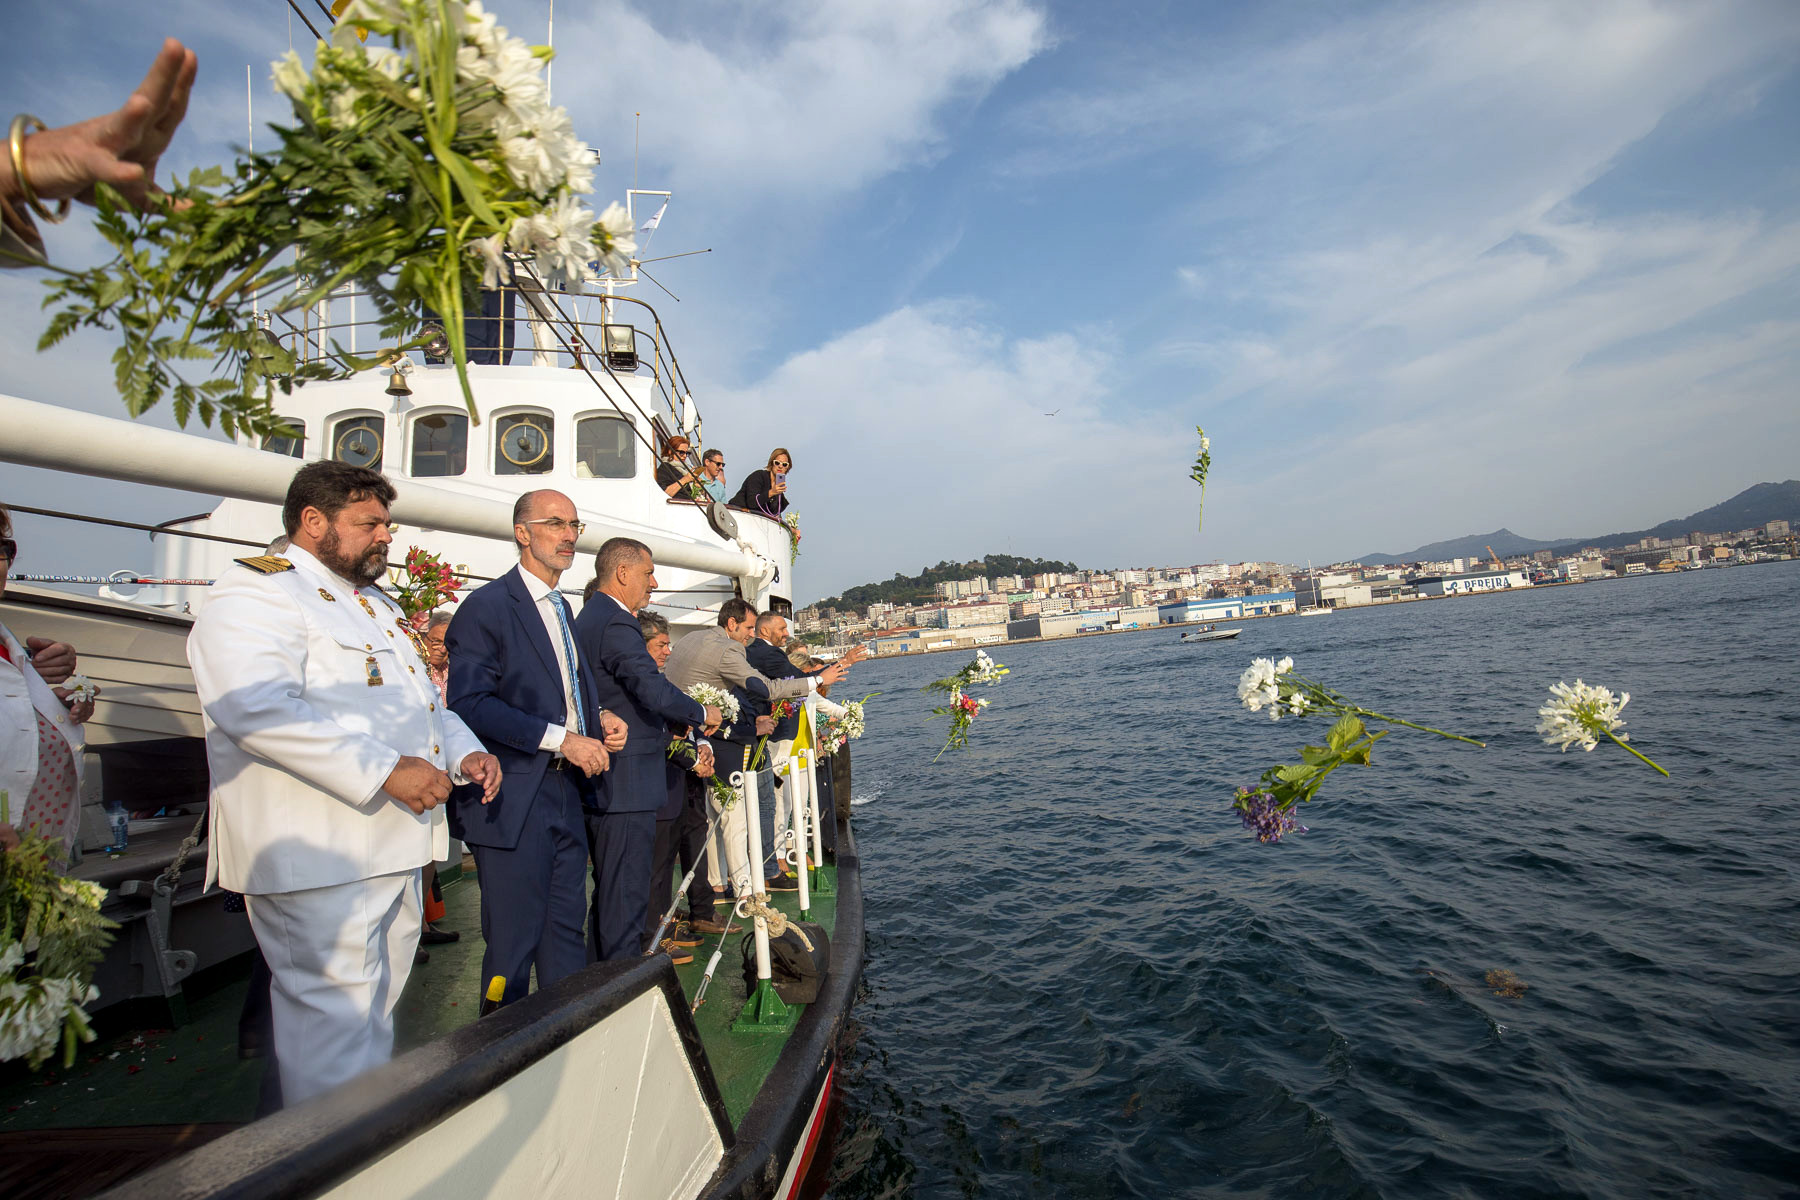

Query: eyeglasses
left=773, top=461, right=791, bottom=469
left=0, top=538, right=14, bottom=563
left=524, top=518, right=586, bottom=535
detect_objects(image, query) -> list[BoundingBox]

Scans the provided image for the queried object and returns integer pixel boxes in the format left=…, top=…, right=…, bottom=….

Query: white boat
left=0, top=216, right=860, bottom=1199
left=1180, top=624, right=1242, bottom=642
left=1301, top=606, right=1332, bottom=616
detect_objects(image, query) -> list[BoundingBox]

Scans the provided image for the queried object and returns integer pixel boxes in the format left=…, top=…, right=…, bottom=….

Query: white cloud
left=553, top=0, right=1048, bottom=201
left=701, top=303, right=1207, bottom=601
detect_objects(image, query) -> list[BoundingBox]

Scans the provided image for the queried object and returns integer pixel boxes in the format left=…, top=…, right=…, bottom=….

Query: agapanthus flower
left=1536, top=679, right=1627, bottom=753
left=1233, top=787, right=1307, bottom=844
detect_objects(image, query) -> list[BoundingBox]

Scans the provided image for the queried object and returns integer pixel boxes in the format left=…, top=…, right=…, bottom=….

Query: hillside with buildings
left=794, top=492, right=1797, bottom=657
left=811, top=555, right=1079, bottom=616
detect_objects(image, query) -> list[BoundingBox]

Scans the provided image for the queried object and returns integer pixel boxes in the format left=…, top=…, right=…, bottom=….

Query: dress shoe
left=764, top=873, right=799, bottom=892
left=421, top=925, right=461, bottom=945
left=414, top=947, right=430, bottom=966
left=690, top=916, right=729, bottom=935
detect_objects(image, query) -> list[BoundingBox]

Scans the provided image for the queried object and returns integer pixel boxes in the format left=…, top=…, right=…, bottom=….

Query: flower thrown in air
left=1537, top=679, right=1668, bottom=776
left=1233, top=787, right=1307, bottom=844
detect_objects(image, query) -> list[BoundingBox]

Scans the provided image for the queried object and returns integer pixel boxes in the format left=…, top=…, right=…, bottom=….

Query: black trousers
left=678, top=774, right=718, bottom=922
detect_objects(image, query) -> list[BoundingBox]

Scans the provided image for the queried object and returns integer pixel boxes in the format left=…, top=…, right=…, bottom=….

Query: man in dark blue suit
left=746, top=611, right=867, bottom=879
left=573, top=537, right=724, bottom=961
left=447, top=490, right=627, bottom=1006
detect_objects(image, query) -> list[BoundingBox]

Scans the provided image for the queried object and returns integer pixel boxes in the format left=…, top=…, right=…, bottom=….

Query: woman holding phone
left=729, top=448, right=794, bottom=519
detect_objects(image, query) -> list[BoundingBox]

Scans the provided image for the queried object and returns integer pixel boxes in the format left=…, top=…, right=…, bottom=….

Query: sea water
left=827, top=562, right=1800, bottom=1198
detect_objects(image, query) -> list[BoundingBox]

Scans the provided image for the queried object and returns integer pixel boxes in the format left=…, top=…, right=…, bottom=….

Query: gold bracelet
left=9, top=114, right=71, bottom=226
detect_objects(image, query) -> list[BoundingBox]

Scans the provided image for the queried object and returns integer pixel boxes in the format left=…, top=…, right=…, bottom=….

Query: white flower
left=455, top=0, right=503, bottom=54
left=1237, top=658, right=1280, bottom=713
left=685, top=682, right=740, bottom=725
left=508, top=193, right=599, bottom=285
left=366, top=45, right=407, bottom=83
left=1288, top=694, right=1310, bottom=716
left=466, top=232, right=511, bottom=286
left=271, top=52, right=310, bottom=103
left=62, top=674, right=98, bottom=705
left=1201, top=436, right=1211, bottom=451
left=1537, top=679, right=1630, bottom=753
left=1276, top=657, right=1294, bottom=675
left=594, top=201, right=637, bottom=276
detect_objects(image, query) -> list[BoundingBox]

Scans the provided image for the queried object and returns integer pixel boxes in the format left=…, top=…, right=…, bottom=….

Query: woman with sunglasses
left=729, top=447, right=795, bottom=520
left=0, top=505, right=95, bottom=858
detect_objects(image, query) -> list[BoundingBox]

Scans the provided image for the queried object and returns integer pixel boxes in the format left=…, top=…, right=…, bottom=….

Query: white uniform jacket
left=189, top=545, right=484, bottom=895
left=1, top=619, right=85, bottom=814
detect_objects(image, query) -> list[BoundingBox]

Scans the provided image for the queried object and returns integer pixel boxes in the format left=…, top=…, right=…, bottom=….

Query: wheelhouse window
left=330, top=415, right=384, bottom=468
left=494, top=412, right=554, bottom=476
left=262, top=418, right=305, bottom=458
left=574, top=414, right=634, bottom=479
left=410, top=412, right=468, bottom=477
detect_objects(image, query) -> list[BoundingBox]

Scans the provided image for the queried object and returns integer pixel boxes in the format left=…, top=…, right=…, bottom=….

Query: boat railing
left=263, top=266, right=704, bottom=461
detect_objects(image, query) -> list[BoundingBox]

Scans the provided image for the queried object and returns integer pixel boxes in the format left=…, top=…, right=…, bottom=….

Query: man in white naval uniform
left=189, top=461, right=501, bottom=1105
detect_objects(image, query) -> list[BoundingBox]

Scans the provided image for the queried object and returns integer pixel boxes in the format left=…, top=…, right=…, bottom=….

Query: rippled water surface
left=824, top=564, right=1800, bottom=1199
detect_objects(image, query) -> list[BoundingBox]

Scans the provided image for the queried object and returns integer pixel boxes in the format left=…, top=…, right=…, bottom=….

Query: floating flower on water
left=1536, top=679, right=1668, bottom=776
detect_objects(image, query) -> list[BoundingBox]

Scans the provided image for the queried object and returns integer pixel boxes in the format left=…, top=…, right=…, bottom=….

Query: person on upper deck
left=654, top=435, right=703, bottom=499
left=729, top=448, right=795, bottom=521
left=0, top=504, right=94, bottom=861
left=696, top=448, right=728, bottom=504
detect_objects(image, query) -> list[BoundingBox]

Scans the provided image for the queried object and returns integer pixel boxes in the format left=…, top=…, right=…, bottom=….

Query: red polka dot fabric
left=21, top=707, right=79, bottom=856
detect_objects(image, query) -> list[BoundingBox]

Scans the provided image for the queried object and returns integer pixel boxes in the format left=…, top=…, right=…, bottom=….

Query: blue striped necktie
left=549, top=592, right=588, bottom=737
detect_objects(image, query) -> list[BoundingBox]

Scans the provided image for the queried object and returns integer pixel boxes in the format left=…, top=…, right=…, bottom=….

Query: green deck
left=0, top=863, right=837, bottom=1133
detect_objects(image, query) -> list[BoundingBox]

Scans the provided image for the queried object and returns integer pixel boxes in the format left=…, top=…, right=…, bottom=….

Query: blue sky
left=3, top=0, right=1798, bottom=603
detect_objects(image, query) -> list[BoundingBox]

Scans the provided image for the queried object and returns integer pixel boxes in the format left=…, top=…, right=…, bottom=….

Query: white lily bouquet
left=1231, top=656, right=1484, bottom=842
left=1, top=829, right=116, bottom=1069
left=40, top=0, right=634, bottom=435
left=1537, top=679, right=1668, bottom=776
left=924, top=650, right=1009, bottom=762
left=676, top=682, right=741, bottom=808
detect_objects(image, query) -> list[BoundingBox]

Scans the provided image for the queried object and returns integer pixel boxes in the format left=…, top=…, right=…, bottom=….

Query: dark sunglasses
left=0, top=537, right=15, bottom=563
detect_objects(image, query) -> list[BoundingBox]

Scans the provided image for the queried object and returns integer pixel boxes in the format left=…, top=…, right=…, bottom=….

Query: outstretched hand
left=7, top=38, right=197, bottom=211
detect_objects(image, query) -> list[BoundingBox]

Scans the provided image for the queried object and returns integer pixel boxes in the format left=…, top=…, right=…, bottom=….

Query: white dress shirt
left=515, top=564, right=584, bottom=752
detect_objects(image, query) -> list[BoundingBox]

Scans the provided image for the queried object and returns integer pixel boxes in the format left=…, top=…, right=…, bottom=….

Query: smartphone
left=775, top=471, right=787, bottom=486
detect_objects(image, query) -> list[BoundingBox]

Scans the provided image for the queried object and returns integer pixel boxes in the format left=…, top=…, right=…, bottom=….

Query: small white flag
left=639, top=200, right=668, bottom=234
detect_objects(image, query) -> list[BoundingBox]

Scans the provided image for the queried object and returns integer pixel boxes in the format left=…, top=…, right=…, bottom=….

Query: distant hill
left=813, top=554, right=1079, bottom=616
left=1544, top=479, right=1800, bottom=554
left=1355, top=528, right=1562, bottom=567
left=1356, top=481, right=1800, bottom=565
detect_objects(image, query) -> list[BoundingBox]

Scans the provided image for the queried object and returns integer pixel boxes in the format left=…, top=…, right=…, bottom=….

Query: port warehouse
left=863, top=593, right=1308, bottom=655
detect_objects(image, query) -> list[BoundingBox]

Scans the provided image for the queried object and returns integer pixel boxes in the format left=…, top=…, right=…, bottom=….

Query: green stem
left=1606, top=731, right=1670, bottom=777
left=1351, top=707, right=1486, bottom=747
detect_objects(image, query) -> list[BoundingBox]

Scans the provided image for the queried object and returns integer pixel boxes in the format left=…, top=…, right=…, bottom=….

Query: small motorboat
left=1180, top=624, right=1243, bottom=643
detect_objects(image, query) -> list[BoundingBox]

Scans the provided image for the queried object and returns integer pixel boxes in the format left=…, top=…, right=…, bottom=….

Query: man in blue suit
left=446, top=490, right=626, bottom=1006
left=573, top=538, right=724, bottom=961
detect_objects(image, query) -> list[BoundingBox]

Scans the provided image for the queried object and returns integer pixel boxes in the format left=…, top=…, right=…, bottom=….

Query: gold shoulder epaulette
left=235, top=555, right=295, bottom=575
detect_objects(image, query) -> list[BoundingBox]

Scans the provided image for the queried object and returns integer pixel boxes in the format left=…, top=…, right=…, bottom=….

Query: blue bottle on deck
left=104, top=799, right=129, bottom=852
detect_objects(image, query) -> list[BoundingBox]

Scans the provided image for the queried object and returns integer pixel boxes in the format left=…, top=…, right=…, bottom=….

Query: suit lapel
left=504, top=569, right=562, bottom=681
